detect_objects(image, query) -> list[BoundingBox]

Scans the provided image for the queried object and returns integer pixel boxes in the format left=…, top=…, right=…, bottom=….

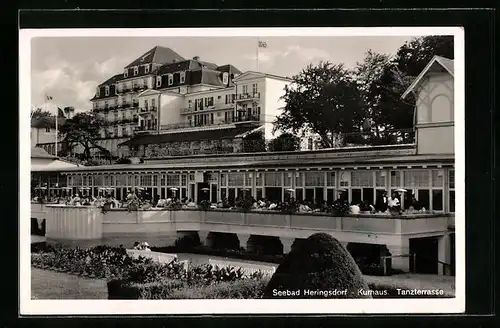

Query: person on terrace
left=376, top=191, right=389, bottom=212
left=298, top=201, right=312, bottom=213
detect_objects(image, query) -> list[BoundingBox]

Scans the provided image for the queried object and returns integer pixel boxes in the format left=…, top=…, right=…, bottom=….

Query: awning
left=31, top=159, right=79, bottom=172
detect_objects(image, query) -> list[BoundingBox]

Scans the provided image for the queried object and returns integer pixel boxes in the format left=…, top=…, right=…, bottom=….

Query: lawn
left=31, top=268, right=108, bottom=299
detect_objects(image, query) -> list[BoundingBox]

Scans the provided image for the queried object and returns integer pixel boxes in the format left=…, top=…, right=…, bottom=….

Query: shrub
left=263, top=233, right=370, bottom=299
left=168, top=279, right=268, bottom=299
left=198, top=200, right=211, bottom=211
left=107, top=279, right=186, bottom=299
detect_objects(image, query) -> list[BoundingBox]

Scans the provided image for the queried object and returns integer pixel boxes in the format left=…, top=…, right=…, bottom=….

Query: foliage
left=268, top=133, right=301, bottom=152
left=174, top=234, right=202, bottom=250
left=280, top=199, right=298, bottom=215
left=168, top=278, right=269, bottom=299
left=58, top=111, right=110, bottom=161
left=273, top=61, right=365, bottom=148
left=31, top=108, right=53, bottom=120
left=198, top=200, right=211, bottom=211
left=331, top=199, right=350, bottom=216
left=165, top=200, right=183, bottom=211
left=263, top=233, right=370, bottom=298
left=235, top=190, right=253, bottom=212
left=242, top=131, right=267, bottom=153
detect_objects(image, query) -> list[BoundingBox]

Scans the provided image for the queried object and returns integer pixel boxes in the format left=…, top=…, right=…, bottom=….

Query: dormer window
left=124, top=69, right=128, bottom=78
left=134, top=66, right=139, bottom=76
left=105, top=86, right=109, bottom=96
left=156, top=76, right=162, bottom=88
left=222, top=72, right=229, bottom=85
left=168, top=74, right=173, bottom=86
left=96, top=87, right=100, bottom=97
left=144, top=64, right=150, bottom=74
left=180, top=71, right=186, bottom=84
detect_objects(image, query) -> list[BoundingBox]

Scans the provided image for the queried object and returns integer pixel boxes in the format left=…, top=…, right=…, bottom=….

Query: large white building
left=87, top=46, right=292, bottom=158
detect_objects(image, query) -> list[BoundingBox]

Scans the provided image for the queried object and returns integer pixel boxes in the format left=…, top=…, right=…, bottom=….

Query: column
left=438, top=233, right=451, bottom=275
left=198, top=231, right=213, bottom=248
left=386, top=238, right=411, bottom=272
left=281, top=237, right=295, bottom=254
left=237, top=233, right=251, bottom=252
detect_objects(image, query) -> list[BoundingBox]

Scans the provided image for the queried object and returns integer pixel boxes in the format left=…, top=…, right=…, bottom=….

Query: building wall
left=415, top=72, right=454, bottom=155
left=31, top=127, right=58, bottom=146
left=417, top=125, right=454, bottom=155
left=159, top=93, right=184, bottom=126
left=263, top=77, right=289, bottom=139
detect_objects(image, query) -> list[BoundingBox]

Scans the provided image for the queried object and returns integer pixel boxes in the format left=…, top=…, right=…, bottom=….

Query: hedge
left=263, top=233, right=370, bottom=299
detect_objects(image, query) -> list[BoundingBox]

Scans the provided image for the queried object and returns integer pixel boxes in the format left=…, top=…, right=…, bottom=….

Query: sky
left=31, top=35, right=418, bottom=112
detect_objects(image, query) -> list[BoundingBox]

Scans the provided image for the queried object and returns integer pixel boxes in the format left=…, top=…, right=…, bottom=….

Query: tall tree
left=354, top=36, right=454, bottom=144
left=268, top=133, right=301, bottom=152
left=58, top=112, right=110, bottom=160
left=273, top=61, right=365, bottom=148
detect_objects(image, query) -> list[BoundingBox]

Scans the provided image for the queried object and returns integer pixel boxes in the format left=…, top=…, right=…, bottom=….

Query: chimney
left=193, top=56, right=200, bottom=61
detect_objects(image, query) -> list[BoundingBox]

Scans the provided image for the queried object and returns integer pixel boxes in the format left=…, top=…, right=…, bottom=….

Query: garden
left=31, top=233, right=455, bottom=300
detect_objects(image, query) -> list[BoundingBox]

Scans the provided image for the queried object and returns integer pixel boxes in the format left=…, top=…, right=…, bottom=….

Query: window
left=96, top=87, right=100, bottom=97
left=122, top=127, right=127, bottom=136
left=295, top=172, right=303, bottom=187
left=180, top=71, right=186, bottom=84
left=124, top=69, right=128, bottom=78
left=375, top=171, right=386, bottom=187
left=143, top=79, right=148, bottom=88
left=264, top=172, right=282, bottom=187
left=151, top=99, right=155, bottom=108
left=351, top=171, right=374, bottom=187
left=242, top=85, right=248, bottom=95
left=284, top=172, right=292, bottom=187
left=134, top=66, right=139, bottom=76
left=166, top=174, right=180, bottom=186
left=105, top=86, right=109, bottom=96
left=326, top=172, right=336, bottom=186
left=45, top=126, right=51, bottom=132
left=305, top=172, right=324, bottom=187
left=156, top=76, right=162, bottom=87
left=168, top=74, right=173, bottom=86
left=449, top=169, right=455, bottom=212
left=228, top=173, right=244, bottom=186
left=145, top=64, right=150, bottom=74
left=222, top=72, right=229, bottom=85
left=252, top=83, right=258, bottom=95
left=140, top=174, right=152, bottom=186
left=255, top=172, right=263, bottom=186
left=404, top=170, right=430, bottom=188
left=390, top=170, right=401, bottom=187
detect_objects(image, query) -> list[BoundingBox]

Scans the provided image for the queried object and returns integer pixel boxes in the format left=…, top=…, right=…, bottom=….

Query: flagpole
left=55, top=103, right=58, bottom=157
left=256, top=37, right=259, bottom=70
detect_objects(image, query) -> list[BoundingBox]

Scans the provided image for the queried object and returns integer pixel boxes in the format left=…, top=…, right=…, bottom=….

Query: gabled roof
left=125, top=46, right=185, bottom=69
left=233, top=71, right=292, bottom=82
left=154, top=58, right=220, bottom=76
left=402, top=55, right=454, bottom=99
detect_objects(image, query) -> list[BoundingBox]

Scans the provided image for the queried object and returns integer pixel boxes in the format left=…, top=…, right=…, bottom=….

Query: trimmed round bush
left=263, top=233, right=371, bottom=299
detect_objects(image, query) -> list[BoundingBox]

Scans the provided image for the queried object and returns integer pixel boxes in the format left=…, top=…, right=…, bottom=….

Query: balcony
left=235, top=92, right=260, bottom=102
left=181, top=104, right=234, bottom=115
left=138, top=106, right=157, bottom=115
left=117, top=88, right=132, bottom=94
left=135, top=125, right=158, bottom=133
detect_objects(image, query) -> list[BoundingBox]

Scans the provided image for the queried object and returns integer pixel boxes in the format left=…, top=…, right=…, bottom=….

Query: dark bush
left=263, top=233, right=370, bottom=299
left=174, top=233, right=201, bottom=250
left=168, top=279, right=268, bottom=299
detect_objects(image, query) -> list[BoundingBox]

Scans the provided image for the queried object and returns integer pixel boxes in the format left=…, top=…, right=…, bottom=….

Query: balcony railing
left=236, top=92, right=260, bottom=101
left=135, top=125, right=158, bottom=132
left=159, top=115, right=260, bottom=131
left=181, top=104, right=234, bottom=115
left=139, top=106, right=157, bottom=114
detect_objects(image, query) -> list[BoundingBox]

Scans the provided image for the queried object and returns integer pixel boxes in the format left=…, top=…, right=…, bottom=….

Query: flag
left=258, top=41, right=268, bottom=48
left=46, top=95, right=53, bottom=101
left=57, top=107, right=66, bottom=118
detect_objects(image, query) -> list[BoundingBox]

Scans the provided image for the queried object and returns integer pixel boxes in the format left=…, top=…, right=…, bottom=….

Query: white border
left=19, top=27, right=465, bottom=315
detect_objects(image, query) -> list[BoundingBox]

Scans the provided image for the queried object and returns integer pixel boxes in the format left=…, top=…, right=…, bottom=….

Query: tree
left=273, top=61, right=365, bottom=148
left=58, top=112, right=110, bottom=161
left=354, top=36, right=454, bottom=145
left=31, top=108, right=52, bottom=120
left=268, top=133, right=301, bottom=152
left=263, top=233, right=370, bottom=299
